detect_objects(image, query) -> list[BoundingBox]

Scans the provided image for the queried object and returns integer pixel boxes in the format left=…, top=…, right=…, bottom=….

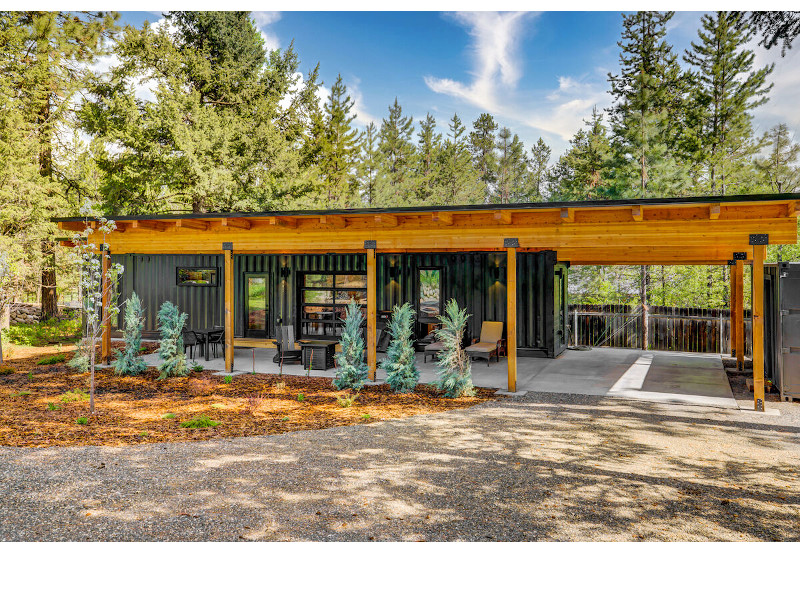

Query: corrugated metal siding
left=112, top=250, right=566, bottom=356
left=110, top=254, right=224, bottom=336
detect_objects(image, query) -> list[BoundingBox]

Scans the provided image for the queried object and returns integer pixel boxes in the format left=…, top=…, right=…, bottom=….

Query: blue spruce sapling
left=381, top=302, right=419, bottom=392
left=333, top=299, right=368, bottom=390
left=113, top=292, right=148, bottom=375
left=434, top=298, right=474, bottom=398
left=157, top=301, right=189, bottom=379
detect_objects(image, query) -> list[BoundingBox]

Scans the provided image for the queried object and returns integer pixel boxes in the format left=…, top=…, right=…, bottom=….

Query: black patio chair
left=207, top=328, right=225, bottom=359
left=272, top=326, right=302, bottom=364
left=182, top=329, right=198, bottom=360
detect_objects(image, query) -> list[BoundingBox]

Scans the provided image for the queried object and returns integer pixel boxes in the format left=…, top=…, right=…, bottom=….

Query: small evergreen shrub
left=47, top=402, right=61, bottom=411
left=191, top=362, right=203, bottom=372
left=434, top=299, right=475, bottom=398
left=337, top=394, right=356, bottom=408
left=180, top=414, right=220, bottom=428
left=333, top=299, right=368, bottom=391
left=113, top=292, right=148, bottom=376
left=156, top=301, right=189, bottom=380
left=37, top=354, right=67, bottom=365
left=297, top=392, right=305, bottom=402
left=60, top=390, right=89, bottom=404
left=75, top=417, right=88, bottom=425
left=26, top=372, right=33, bottom=381
left=380, top=302, right=420, bottom=392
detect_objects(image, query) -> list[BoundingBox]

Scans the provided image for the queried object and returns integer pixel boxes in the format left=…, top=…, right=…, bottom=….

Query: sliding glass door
left=299, top=272, right=367, bottom=339
left=244, top=273, right=268, bottom=337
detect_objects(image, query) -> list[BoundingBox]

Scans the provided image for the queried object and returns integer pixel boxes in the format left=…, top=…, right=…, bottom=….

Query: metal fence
left=569, top=303, right=752, bottom=355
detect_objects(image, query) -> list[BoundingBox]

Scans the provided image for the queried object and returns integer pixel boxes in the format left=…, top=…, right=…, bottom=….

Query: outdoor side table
left=297, top=339, right=338, bottom=371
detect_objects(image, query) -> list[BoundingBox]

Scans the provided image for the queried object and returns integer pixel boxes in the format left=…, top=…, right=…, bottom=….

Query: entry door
left=780, top=265, right=800, bottom=399
left=244, top=273, right=269, bottom=337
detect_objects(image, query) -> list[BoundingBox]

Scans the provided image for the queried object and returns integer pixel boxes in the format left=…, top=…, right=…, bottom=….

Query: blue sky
left=117, top=11, right=800, bottom=158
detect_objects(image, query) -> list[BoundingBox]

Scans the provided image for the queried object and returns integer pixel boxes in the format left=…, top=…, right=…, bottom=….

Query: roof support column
left=365, top=241, right=377, bottom=381
left=101, top=246, right=111, bottom=365
left=728, top=260, right=737, bottom=357
left=734, top=255, right=746, bottom=370
left=505, top=238, right=518, bottom=393
left=223, top=242, right=234, bottom=373
left=750, top=235, right=768, bottom=411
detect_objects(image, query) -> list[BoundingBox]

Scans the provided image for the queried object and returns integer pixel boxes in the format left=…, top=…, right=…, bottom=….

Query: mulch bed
left=0, top=344, right=494, bottom=448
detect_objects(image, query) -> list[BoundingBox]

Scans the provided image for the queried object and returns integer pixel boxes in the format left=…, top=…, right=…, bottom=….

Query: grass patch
left=0, top=366, right=14, bottom=376
left=60, top=390, right=89, bottom=404
left=337, top=394, right=356, bottom=408
left=11, top=390, right=31, bottom=397
left=180, top=414, right=220, bottom=429
left=26, top=373, right=33, bottom=381
left=46, top=402, right=61, bottom=411
left=161, top=413, right=176, bottom=420
left=2, top=318, right=81, bottom=347
left=37, top=354, right=67, bottom=365
left=210, top=403, right=226, bottom=409
left=361, top=413, right=372, bottom=421
left=281, top=416, right=289, bottom=421
left=75, top=417, right=88, bottom=425
left=297, top=392, right=305, bottom=402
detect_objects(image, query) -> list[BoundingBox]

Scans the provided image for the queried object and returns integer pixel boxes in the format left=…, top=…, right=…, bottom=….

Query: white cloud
left=348, top=77, right=378, bottom=127
left=253, top=11, right=281, bottom=52
left=425, top=11, right=531, bottom=113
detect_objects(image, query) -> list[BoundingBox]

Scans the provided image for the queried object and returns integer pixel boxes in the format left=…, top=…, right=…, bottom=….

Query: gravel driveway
left=1, top=393, right=798, bottom=541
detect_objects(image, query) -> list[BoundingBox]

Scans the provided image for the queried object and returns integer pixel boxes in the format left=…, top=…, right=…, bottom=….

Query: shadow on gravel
left=1, top=393, right=798, bottom=541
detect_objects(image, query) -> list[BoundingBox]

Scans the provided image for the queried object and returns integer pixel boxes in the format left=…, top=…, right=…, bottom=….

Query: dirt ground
left=0, top=345, right=493, bottom=448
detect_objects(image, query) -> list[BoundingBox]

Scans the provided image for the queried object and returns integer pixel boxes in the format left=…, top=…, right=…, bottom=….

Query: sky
left=116, top=10, right=800, bottom=159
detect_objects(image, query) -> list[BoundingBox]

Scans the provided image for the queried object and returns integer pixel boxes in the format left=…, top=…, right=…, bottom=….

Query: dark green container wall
left=110, top=254, right=224, bottom=335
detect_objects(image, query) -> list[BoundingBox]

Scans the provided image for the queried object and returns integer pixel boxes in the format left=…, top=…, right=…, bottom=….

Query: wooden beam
left=735, top=259, right=745, bottom=371
left=129, top=220, right=168, bottom=232
left=174, top=219, right=208, bottom=231
left=224, top=245, right=234, bottom=373
left=58, top=221, right=87, bottom=232
left=320, top=215, right=346, bottom=228
left=709, top=204, right=721, bottom=220
left=494, top=210, right=513, bottom=225
left=788, top=200, right=798, bottom=217
left=374, top=214, right=398, bottom=227
left=752, top=244, right=766, bottom=411
left=560, top=208, right=575, bottom=223
left=632, top=206, right=643, bottom=222
left=58, top=240, right=77, bottom=247
left=729, top=261, right=736, bottom=359
left=432, top=212, right=453, bottom=225
left=366, top=248, right=377, bottom=381
left=221, top=217, right=251, bottom=230
left=506, top=246, right=517, bottom=393
left=101, top=250, right=111, bottom=365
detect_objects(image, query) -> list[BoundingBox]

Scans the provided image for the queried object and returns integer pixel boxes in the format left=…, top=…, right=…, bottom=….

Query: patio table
left=191, top=327, right=224, bottom=362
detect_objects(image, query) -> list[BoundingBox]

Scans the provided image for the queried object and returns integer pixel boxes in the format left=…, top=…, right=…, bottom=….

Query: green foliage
left=47, top=402, right=61, bottom=411
left=337, top=394, right=356, bottom=408
left=68, top=337, right=91, bottom=373
left=156, top=301, right=189, bottom=379
left=60, top=390, right=89, bottom=403
left=3, top=318, right=81, bottom=347
left=161, top=413, right=177, bottom=420
left=360, top=413, right=372, bottom=421
left=297, top=392, right=305, bottom=402
left=191, top=362, right=204, bottom=372
left=380, top=302, right=419, bottom=392
left=113, top=292, right=148, bottom=376
left=180, top=414, right=220, bottom=428
left=223, top=375, right=233, bottom=384
left=333, top=299, right=369, bottom=391
left=0, top=366, right=14, bottom=375
left=37, top=353, right=67, bottom=365
left=75, top=417, right=88, bottom=425
left=26, top=372, right=33, bottom=382
left=434, top=299, right=474, bottom=398
left=281, top=416, right=289, bottom=421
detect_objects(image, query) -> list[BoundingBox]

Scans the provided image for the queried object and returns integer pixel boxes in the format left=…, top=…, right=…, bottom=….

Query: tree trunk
left=40, top=240, right=58, bottom=321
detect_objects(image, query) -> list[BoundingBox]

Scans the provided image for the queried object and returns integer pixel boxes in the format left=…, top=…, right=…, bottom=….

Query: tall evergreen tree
left=496, top=127, right=528, bottom=203
left=358, top=122, right=379, bottom=206
left=685, top=11, right=774, bottom=195
left=607, top=11, right=689, bottom=198
left=414, top=113, right=442, bottom=203
left=551, top=108, right=613, bottom=200
left=318, top=74, right=361, bottom=207
left=526, top=137, right=551, bottom=201
left=438, top=114, right=485, bottom=205
left=756, top=123, right=800, bottom=193
left=469, top=113, right=498, bottom=200
left=375, top=98, right=416, bottom=206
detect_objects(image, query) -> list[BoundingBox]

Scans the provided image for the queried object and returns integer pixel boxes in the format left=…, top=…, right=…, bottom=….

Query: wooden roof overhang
left=54, top=194, right=799, bottom=266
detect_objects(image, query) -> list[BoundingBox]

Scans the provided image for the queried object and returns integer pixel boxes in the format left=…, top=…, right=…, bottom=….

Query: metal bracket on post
left=222, top=242, right=233, bottom=251
left=503, top=238, right=519, bottom=248
left=732, top=252, right=747, bottom=261
left=749, top=234, right=769, bottom=246
left=364, top=240, right=377, bottom=249
left=727, top=259, right=736, bottom=266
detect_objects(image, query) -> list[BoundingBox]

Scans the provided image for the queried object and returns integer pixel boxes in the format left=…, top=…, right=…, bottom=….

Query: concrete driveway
left=0, top=391, right=797, bottom=541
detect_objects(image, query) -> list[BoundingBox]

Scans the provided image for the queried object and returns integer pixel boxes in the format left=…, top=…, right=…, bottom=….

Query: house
left=54, top=193, right=800, bottom=407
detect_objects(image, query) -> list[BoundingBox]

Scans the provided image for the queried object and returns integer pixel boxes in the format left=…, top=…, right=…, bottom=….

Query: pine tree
left=438, top=114, right=485, bottom=205
left=551, top=108, right=613, bottom=200
left=496, top=128, right=528, bottom=203
left=608, top=11, right=690, bottom=197
left=113, top=292, right=148, bottom=376
left=685, top=11, right=774, bottom=195
left=375, top=98, right=416, bottom=206
left=380, top=302, right=420, bottom=392
left=469, top=113, right=498, bottom=200
left=415, top=113, right=442, bottom=203
left=333, top=299, right=369, bottom=390
left=756, top=123, right=800, bottom=193
left=358, top=122, right=379, bottom=206
left=318, top=74, right=362, bottom=207
left=527, top=138, right=552, bottom=201
left=434, top=299, right=474, bottom=398
left=157, top=301, right=189, bottom=380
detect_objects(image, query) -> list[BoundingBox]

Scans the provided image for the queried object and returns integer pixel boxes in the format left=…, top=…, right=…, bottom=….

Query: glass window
left=304, top=274, right=334, bottom=287
left=246, top=275, right=268, bottom=334
left=336, top=290, right=366, bottom=304
left=304, top=290, right=333, bottom=304
left=299, top=271, right=367, bottom=339
left=419, top=269, right=441, bottom=318
left=335, top=274, right=367, bottom=288
left=177, top=267, right=218, bottom=286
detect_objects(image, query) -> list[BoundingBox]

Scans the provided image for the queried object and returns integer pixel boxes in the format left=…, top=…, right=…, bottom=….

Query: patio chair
left=207, top=328, right=225, bottom=359
left=376, top=326, right=391, bottom=354
left=465, top=321, right=505, bottom=366
left=182, top=329, right=199, bottom=360
left=272, top=326, right=302, bottom=365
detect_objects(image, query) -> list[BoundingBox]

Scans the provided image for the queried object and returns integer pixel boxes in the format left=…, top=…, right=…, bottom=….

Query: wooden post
left=728, top=260, right=737, bottom=357
left=224, top=243, right=234, bottom=373
left=506, top=240, right=518, bottom=393
left=366, top=244, right=377, bottom=381
left=101, top=248, right=111, bottom=365
left=735, top=258, right=745, bottom=371
left=751, top=240, right=767, bottom=411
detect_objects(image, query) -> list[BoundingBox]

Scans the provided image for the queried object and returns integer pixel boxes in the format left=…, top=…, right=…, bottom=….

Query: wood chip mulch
left=0, top=344, right=494, bottom=448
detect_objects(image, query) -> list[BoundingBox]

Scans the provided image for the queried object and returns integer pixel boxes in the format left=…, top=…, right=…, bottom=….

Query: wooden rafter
left=174, top=219, right=208, bottom=231
left=494, top=210, right=513, bottom=225
left=221, top=217, right=251, bottom=230
left=374, top=214, right=398, bottom=227
left=432, top=212, right=453, bottom=225
left=560, top=208, right=575, bottom=223
left=631, top=206, right=643, bottom=222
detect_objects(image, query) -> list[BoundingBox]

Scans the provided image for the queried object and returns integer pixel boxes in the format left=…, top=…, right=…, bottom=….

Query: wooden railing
left=569, top=303, right=752, bottom=355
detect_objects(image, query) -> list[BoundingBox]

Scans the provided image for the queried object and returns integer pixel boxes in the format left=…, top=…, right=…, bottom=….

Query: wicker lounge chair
left=465, top=321, right=505, bottom=366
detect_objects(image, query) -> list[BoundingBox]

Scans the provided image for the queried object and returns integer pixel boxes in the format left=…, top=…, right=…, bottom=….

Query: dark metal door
left=779, top=263, right=800, bottom=401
